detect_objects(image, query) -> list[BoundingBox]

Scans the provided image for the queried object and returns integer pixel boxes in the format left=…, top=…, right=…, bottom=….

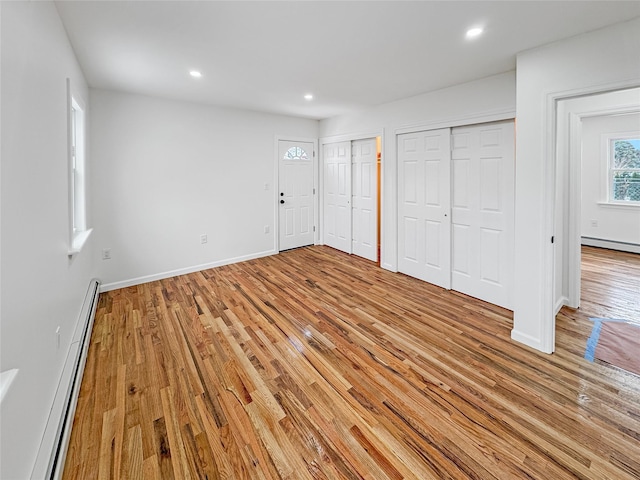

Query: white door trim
left=320, top=131, right=382, bottom=144
left=274, top=136, right=319, bottom=251
left=394, top=109, right=515, bottom=136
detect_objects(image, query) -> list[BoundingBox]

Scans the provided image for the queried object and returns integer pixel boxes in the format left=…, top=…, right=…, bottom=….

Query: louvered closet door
left=323, top=141, right=352, bottom=253
left=451, top=121, right=515, bottom=309
left=397, top=128, right=451, bottom=289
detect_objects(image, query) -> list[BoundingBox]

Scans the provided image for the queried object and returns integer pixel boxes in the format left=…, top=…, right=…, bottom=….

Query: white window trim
left=599, top=131, right=640, bottom=208
left=67, top=79, right=92, bottom=257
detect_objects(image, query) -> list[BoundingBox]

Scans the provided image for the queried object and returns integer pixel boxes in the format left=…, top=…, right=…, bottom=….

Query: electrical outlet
left=200, top=234, right=208, bottom=244
left=590, top=220, right=598, bottom=228
left=264, top=225, right=270, bottom=234
left=102, top=248, right=111, bottom=260
left=264, top=183, right=269, bottom=191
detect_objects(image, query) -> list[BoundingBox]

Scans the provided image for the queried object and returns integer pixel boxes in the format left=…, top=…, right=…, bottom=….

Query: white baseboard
left=100, top=249, right=278, bottom=292
left=381, top=261, right=396, bottom=273
left=554, top=296, right=568, bottom=316
left=581, top=237, right=640, bottom=254
left=511, top=329, right=553, bottom=354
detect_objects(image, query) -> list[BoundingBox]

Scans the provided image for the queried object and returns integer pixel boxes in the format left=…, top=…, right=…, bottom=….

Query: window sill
left=596, top=201, right=640, bottom=210
left=68, top=228, right=93, bottom=257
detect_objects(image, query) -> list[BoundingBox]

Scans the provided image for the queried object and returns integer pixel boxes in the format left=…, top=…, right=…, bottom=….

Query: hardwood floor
left=570, top=246, right=640, bottom=322
left=62, top=245, right=640, bottom=479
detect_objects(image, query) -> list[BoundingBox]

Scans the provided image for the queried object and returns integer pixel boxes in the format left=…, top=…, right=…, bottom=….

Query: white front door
left=351, top=138, right=378, bottom=262
left=323, top=141, right=351, bottom=253
left=278, top=140, right=314, bottom=251
left=451, top=121, right=515, bottom=309
left=397, top=128, right=451, bottom=288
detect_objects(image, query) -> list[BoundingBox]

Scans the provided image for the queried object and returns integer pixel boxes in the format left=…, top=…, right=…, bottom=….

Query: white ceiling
left=55, top=1, right=640, bottom=120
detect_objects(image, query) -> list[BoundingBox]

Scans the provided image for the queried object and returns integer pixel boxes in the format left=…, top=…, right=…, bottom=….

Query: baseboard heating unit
left=581, top=236, right=640, bottom=254
left=31, top=278, right=101, bottom=480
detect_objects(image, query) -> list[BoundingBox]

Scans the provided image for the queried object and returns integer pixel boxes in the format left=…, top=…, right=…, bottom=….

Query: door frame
left=539, top=81, right=640, bottom=354
left=274, top=136, right=319, bottom=252
left=554, top=90, right=640, bottom=312
left=319, top=131, right=384, bottom=256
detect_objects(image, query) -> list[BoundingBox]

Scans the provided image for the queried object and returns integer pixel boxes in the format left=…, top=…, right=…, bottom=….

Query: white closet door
left=451, top=121, right=515, bottom=309
left=351, top=138, right=378, bottom=261
left=398, top=129, right=451, bottom=288
left=323, top=141, right=352, bottom=253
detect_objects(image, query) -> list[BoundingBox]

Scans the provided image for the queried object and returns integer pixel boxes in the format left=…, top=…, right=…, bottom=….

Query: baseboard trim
left=100, top=249, right=278, bottom=292
left=31, top=279, right=101, bottom=480
left=554, top=296, right=568, bottom=316
left=581, top=237, right=640, bottom=254
left=511, top=329, right=553, bottom=354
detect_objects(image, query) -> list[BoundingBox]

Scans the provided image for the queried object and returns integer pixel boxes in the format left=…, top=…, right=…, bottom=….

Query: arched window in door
left=283, top=146, right=309, bottom=160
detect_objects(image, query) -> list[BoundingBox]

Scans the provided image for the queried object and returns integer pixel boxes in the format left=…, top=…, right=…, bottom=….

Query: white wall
left=513, top=18, right=640, bottom=353
left=319, top=71, right=516, bottom=271
left=91, top=90, right=318, bottom=289
left=581, top=112, right=640, bottom=245
left=0, top=2, right=96, bottom=478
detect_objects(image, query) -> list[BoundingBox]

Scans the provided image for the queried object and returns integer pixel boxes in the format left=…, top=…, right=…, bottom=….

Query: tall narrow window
left=68, top=80, right=91, bottom=255
left=609, top=137, right=640, bottom=204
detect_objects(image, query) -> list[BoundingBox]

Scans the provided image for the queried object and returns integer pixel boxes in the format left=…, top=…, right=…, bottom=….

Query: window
left=609, top=137, right=640, bottom=204
left=283, top=146, right=309, bottom=160
left=67, top=79, right=91, bottom=256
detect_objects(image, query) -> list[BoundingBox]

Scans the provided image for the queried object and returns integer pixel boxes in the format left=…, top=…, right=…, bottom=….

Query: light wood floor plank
left=63, top=245, right=640, bottom=479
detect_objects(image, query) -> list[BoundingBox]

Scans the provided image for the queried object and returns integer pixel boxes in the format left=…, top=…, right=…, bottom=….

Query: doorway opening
left=553, top=88, right=640, bottom=316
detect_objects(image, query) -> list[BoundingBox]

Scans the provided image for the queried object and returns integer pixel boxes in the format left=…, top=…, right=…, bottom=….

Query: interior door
left=323, top=141, right=351, bottom=253
left=278, top=140, right=314, bottom=251
left=351, top=138, right=378, bottom=261
left=397, top=128, right=451, bottom=288
left=451, top=121, right=515, bottom=309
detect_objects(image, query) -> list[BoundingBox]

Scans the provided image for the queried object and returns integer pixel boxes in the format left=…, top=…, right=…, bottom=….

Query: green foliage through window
left=612, top=139, right=640, bottom=202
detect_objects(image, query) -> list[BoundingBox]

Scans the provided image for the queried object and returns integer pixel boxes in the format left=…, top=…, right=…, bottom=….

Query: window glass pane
left=613, top=139, right=640, bottom=169
left=283, top=146, right=309, bottom=160
left=610, top=139, right=640, bottom=202
left=613, top=173, right=640, bottom=202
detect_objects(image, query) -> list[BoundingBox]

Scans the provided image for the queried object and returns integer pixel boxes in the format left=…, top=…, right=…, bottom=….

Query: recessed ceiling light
left=466, top=27, right=483, bottom=39
left=304, top=94, right=313, bottom=101
left=189, top=70, right=202, bottom=78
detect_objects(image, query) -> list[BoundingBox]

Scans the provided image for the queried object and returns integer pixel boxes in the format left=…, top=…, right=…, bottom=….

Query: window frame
left=67, top=79, right=92, bottom=256
left=600, top=131, right=640, bottom=208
